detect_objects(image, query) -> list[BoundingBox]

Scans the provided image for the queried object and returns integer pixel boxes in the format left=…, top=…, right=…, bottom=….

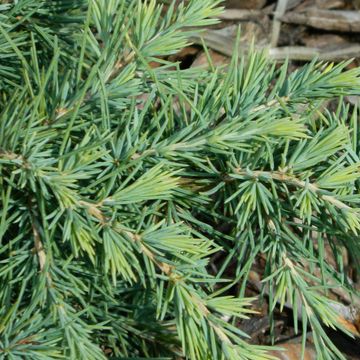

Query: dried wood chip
left=315, top=0, right=348, bottom=9
left=301, top=34, right=349, bottom=49
left=268, top=343, right=317, bottom=360
left=218, top=9, right=266, bottom=21
left=225, top=0, right=266, bottom=10
left=285, top=0, right=303, bottom=10
left=191, top=50, right=229, bottom=68
left=192, top=29, right=360, bottom=61
left=346, top=96, right=360, bottom=105
left=281, top=9, right=360, bottom=32
left=294, top=0, right=346, bottom=11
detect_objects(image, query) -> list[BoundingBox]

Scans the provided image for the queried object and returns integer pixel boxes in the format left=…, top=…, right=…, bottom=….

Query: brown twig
left=31, top=219, right=46, bottom=272
left=234, top=168, right=353, bottom=211
left=0, top=150, right=29, bottom=168
left=79, top=200, right=175, bottom=275
left=28, top=199, right=47, bottom=273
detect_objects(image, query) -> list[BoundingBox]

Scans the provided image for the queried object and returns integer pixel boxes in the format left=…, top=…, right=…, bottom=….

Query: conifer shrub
left=1, top=1, right=360, bottom=359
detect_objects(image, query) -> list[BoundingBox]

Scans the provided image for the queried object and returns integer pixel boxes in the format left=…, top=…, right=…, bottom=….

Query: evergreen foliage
left=1, top=1, right=360, bottom=359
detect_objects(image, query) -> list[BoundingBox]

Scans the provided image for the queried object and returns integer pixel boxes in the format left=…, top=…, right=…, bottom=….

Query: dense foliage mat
left=1, top=1, right=360, bottom=359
